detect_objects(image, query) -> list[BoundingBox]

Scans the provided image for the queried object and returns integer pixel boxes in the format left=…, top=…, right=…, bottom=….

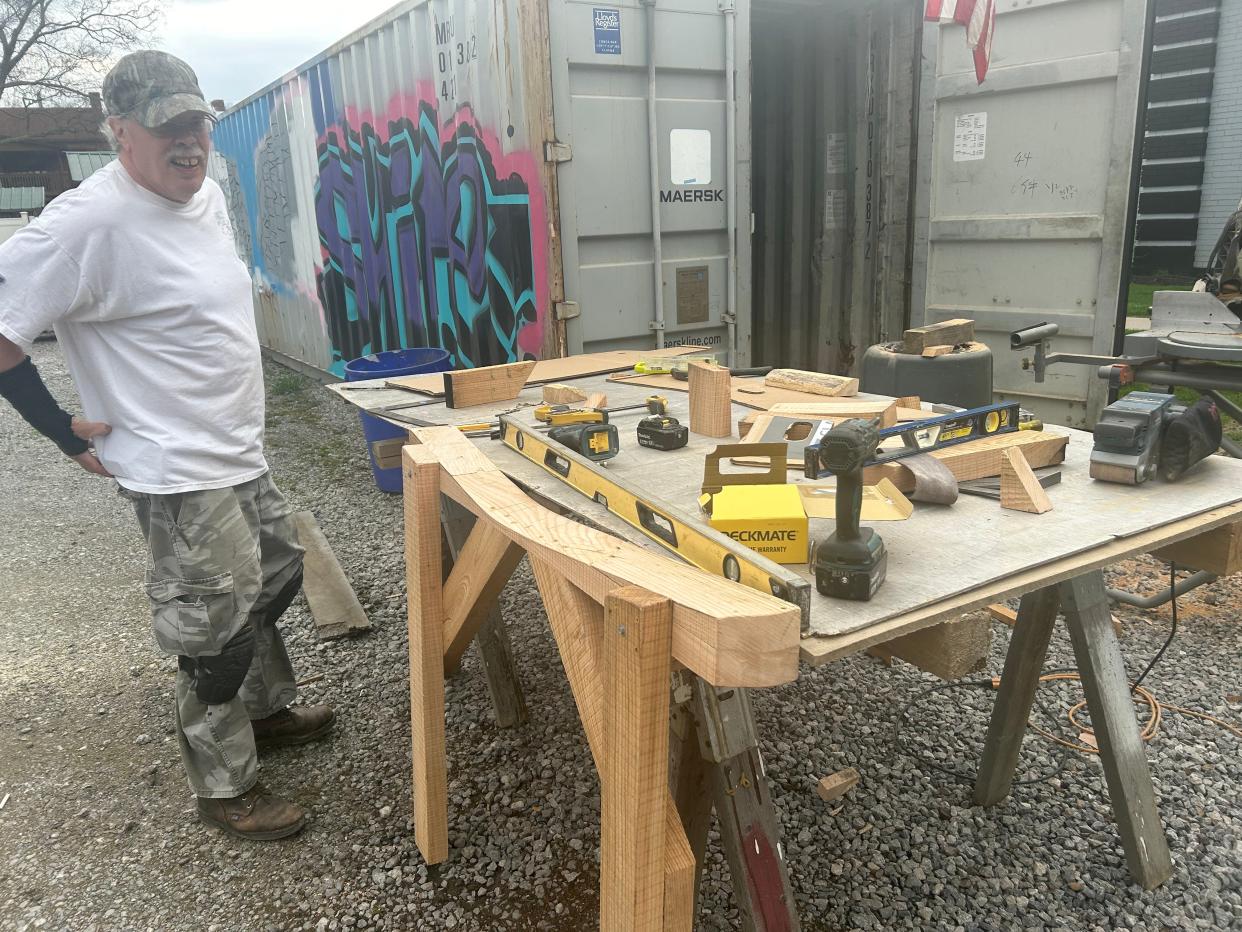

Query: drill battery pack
left=813, top=531, right=888, bottom=601
left=636, top=414, right=689, bottom=451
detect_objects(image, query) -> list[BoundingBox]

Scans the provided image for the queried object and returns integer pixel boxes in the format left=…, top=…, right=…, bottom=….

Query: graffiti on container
left=314, top=93, right=547, bottom=374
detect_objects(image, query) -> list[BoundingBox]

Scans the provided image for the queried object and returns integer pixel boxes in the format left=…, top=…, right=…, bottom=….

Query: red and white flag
left=925, top=0, right=996, bottom=84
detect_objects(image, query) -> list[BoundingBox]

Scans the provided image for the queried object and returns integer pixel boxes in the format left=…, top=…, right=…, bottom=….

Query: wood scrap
left=586, top=392, right=608, bottom=410
left=1152, top=520, right=1242, bottom=575
left=988, top=603, right=1018, bottom=626
left=542, top=383, right=588, bottom=405
left=767, top=400, right=898, bottom=428
left=863, top=430, right=1069, bottom=493
left=688, top=361, right=732, bottom=437
left=1000, top=447, right=1054, bottom=514
left=871, top=615, right=991, bottom=680
left=895, top=396, right=921, bottom=409
left=442, top=360, right=536, bottom=409
left=902, top=318, right=974, bottom=354
left=921, top=344, right=956, bottom=358
left=815, top=768, right=860, bottom=803
left=292, top=511, right=371, bottom=639
left=764, top=368, right=859, bottom=397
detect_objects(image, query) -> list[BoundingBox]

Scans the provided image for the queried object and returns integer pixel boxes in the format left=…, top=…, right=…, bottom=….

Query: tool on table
left=636, top=414, right=689, bottom=451
left=803, top=401, right=1020, bottom=478
left=811, top=419, right=888, bottom=601
left=1090, top=391, right=1221, bottom=484
left=498, top=416, right=813, bottom=631
left=547, top=421, right=620, bottom=462
left=671, top=365, right=772, bottom=382
left=534, top=404, right=609, bottom=428
left=603, top=394, right=669, bottom=417
left=633, top=352, right=717, bottom=375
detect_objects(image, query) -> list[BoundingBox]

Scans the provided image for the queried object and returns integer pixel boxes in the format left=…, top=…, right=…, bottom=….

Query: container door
left=546, top=0, right=745, bottom=358
left=910, top=0, right=1150, bottom=428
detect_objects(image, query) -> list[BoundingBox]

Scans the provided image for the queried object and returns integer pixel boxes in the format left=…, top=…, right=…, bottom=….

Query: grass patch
left=271, top=370, right=307, bottom=397
left=1125, top=276, right=1196, bottom=319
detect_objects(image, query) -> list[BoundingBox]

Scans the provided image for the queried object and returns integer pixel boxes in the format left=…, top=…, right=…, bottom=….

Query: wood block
left=688, top=361, right=732, bottom=438
left=1001, top=447, right=1054, bottom=514
left=441, top=522, right=524, bottom=671
left=902, top=318, right=974, bottom=354
left=586, top=392, right=608, bottom=410
left=542, top=383, right=588, bottom=405
left=815, top=768, right=860, bottom=803
left=767, top=399, right=898, bottom=428
left=601, top=588, right=674, bottom=932
left=370, top=438, right=405, bottom=471
left=895, top=396, right=921, bottom=409
left=443, top=360, right=536, bottom=408
left=988, top=603, right=1018, bottom=626
left=402, top=447, right=449, bottom=865
left=764, top=368, right=859, bottom=397
left=864, top=430, right=1069, bottom=493
left=874, top=614, right=992, bottom=680
left=292, top=511, right=371, bottom=640
left=921, top=344, right=955, bottom=358
left=1152, top=520, right=1242, bottom=575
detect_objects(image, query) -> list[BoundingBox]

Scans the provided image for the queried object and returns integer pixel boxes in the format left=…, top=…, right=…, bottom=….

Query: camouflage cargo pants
left=121, top=472, right=304, bottom=798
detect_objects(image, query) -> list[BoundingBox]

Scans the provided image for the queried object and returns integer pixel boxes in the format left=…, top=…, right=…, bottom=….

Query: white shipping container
left=211, top=0, right=1151, bottom=427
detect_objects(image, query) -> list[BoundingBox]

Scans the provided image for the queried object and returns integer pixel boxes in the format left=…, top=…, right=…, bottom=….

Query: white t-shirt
left=0, top=160, right=267, bottom=494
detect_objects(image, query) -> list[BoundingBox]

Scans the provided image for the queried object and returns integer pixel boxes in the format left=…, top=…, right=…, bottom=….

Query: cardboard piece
left=797, top=479, right=914, bottom=521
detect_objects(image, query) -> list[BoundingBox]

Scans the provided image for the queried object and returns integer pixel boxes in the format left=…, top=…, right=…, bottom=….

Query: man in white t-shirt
left=0, top=51, right=334, bottom=841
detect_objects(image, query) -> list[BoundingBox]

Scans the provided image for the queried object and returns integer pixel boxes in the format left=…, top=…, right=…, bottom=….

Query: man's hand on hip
left=70, top=415, right=113, bottom=477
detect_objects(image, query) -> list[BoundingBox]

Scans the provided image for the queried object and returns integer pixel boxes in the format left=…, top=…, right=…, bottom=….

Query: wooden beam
left=442, top=360, right=536, bottom=408
left=1001, top=447, right=1054, bottom=514
left=530, top=559, right=694, bottom=930
left=903, top=318, right=974, bottom=354
left=864, top=430, right=1069, bottom=492
left=291, top=511, right=371, bottom=639
left=816, top=767, right=860, bottom=803
left=402, top=446, right=449, bottom=864
left=767, top=399, right=898, bottom=427
left=407, top=427, right=800, bottom=688
left=688, top=361, right=733, bottom=438
left=764, top=368, right=859, bottom=397
left=442, top=521, right=525, bottom=672
left=1152, top=519, right=1242, bottom=575
left=601, top=587, right=674, bottom=932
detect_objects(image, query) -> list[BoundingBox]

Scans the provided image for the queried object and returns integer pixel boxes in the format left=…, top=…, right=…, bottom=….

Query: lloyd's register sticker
left=593, top=8, right=621, bottom=54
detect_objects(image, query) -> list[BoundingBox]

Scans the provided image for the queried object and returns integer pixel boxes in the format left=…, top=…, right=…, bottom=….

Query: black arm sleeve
left=0, top=356, right=88, bottom=456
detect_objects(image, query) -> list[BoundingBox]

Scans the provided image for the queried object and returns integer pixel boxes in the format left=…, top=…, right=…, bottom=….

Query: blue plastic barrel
left=345, top=348, right=452, bottom=492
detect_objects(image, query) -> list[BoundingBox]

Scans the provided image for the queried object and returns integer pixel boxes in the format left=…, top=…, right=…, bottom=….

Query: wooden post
left=975, top=586, right=1060, bottom=806
left=1059, top=571, right=1173, bottom=889
left=601, top=587, right=675, bottom=932
left=403, top=447, right=449, bottom=864
left=688, top=361, right=733, bottom=437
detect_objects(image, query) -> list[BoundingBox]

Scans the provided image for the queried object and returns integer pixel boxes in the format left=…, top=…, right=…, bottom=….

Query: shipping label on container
left=824, top=133, right=847, bottom=174
left=953, top=113, right=987, bottom=162
left=823, top=189, right=846, bottom=232
left=593, top=8, right=621, bottom=54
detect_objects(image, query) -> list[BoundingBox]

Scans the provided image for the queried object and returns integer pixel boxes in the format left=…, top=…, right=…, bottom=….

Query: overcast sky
left=158, top=0, right=401, bottom=107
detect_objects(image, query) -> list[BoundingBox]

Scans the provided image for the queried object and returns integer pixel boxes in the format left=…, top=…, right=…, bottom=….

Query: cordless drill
left=808, top=419, right=888, bottom=601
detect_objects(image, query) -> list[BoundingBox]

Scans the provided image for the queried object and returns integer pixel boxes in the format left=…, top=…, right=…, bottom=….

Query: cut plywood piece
left=441, top=360, right=536, bottom=408
left=863, top=430, right=1069, bottom=493
left=1001, top=447, right=1054, bottom=514
left=609, top=371, right=869, bottom=411
left=1151, top=520, right=1242, bottom=575
left=543, top=383, right=589, bottom=405
left=688, top=362, right=732, bottom=438
left=815, top=768, right=860, bottom=803
left=292, top=511, right=371, bottom=640
left=386, top=348, right=702, bottom=396
left=764, top=368, right=859, bottom=397
left=903, top=318, right=974, bottom=354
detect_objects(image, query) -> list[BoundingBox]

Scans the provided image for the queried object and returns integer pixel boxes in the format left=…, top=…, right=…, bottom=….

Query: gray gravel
left=2, top=342, right=1240, bottom=932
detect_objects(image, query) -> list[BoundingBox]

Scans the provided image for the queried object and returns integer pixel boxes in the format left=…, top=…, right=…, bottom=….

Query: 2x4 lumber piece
left=542, top=383, right=589, bottom=405
left=873, top=614, right=992, bottom=681
left=1152, top=519, right=1242, bottom=575
left=601, top=588, right=675, bottom=932
left=441, top=521, right=525, bottom=672
left=816, top=767, right=860, bottom=803
left=291, top=511, right=371, bottom=640
left=903, top=318, right=974, bottom=355
left=406, top=427, right=799, bottom=687
left=922, top=344, right=955, bottom=358
left=530, top=560, right=693, bottom=931
left=764, top=368, right=859, bottom=397
left=864, top=430, right=1068, bottom=493
left=443, top=360, right=536, bottom=408
left=586, top=392, right=608, bottom=410
left=1001, top=448, right=1054, bottom=514
left=402, top=447, right=449, bottom=865
left=688, top=361, right=733, bottom=437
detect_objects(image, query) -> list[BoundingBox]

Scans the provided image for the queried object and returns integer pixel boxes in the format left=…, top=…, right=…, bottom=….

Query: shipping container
left=211, top=0, right=1150, bottom=427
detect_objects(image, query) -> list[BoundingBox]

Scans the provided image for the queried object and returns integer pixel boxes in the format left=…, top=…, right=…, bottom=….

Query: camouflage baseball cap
left=103, top=51, right=217, bottom=128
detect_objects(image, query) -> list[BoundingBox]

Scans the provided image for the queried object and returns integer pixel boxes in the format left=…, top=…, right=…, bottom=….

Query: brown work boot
left=251, top=703, right=336, bottom=749
left=197, top=786, right=307, bottom=840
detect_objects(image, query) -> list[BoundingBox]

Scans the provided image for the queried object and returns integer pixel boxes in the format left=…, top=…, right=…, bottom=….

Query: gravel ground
left=2, top=342, right=1240, bottom=932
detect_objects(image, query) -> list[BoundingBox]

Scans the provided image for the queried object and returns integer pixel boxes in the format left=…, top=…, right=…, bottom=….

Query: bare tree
left=0, top=0, right=164, bottom=107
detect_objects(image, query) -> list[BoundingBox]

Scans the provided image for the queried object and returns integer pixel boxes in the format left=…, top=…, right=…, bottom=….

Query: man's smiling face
left=110, top=112, right=213, bottom=204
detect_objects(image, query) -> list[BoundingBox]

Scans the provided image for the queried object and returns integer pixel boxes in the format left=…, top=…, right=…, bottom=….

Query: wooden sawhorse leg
left=669, top=672, right=801, bottom=931
left=440, top=497, right=528, bottom=728
left=975, top=569, right=1174, bottom=889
